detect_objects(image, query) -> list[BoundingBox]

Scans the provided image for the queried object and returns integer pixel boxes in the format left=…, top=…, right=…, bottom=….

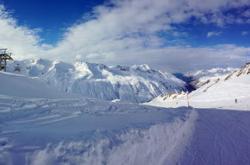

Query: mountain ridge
left=6, top=58, right=186, bottom=103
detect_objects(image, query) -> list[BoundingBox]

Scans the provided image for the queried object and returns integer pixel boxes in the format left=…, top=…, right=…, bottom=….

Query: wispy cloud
left=0, top=1, right=250, bottom=72
left=207, top=31, right=222, bottom=38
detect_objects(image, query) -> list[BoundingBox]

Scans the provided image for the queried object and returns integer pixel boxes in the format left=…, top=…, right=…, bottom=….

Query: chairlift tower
left=0, top=48, right=13, bottom=72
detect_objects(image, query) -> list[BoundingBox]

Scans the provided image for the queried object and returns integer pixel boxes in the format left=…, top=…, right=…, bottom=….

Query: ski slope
left=180, top=108, right=250, bottom=164
left=147, top=63, right=250, bottom=110
left=1, top=96, right=250, bottom=165
left=0, top=96, right=197, bottom=165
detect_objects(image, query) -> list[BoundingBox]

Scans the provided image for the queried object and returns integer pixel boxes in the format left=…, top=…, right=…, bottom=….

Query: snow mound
left=0, top=96, right=197, bottom=165
left=147, top=63, right=250, bottom=110
left=7, top=59, right=186, bottom=103
left=0, top=71, right=69, bottom=99
left=29, top=118, right=195, bottom=165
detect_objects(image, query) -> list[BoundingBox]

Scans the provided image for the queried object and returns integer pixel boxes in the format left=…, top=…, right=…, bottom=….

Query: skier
left=235, top=98, right=238, bottom=104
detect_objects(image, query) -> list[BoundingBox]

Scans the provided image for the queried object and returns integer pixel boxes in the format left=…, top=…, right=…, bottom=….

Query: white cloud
left=0, top=5, right=47, bottom=59
left=79, top=44, right=250, bottom=72
left=207, top=31, right=222, bottom=38
left=1, top=1, right=250, bottom=72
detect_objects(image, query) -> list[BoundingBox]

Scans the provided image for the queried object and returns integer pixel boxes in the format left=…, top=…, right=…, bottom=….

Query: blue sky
left=0, top=0, right=105, bottom=44
left=0, top=0, right=250, bottom=72
left=1, top=0, right=250, bottom=46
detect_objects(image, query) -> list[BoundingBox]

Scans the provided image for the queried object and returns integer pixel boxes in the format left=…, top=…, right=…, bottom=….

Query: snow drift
left=0, top=72, right=68, bottom=99
left=0, top=95, right=197, bottom=165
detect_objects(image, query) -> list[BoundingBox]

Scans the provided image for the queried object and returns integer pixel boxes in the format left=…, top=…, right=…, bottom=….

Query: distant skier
left=235, top=98, right=238, bottom=104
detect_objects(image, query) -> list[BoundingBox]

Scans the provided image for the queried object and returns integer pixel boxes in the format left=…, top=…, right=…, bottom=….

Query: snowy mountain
left=186, top=67, right=237, bottom=88
left=6, top=59, right=186, bottom=103
left=147, top=63, right=250, bottom=110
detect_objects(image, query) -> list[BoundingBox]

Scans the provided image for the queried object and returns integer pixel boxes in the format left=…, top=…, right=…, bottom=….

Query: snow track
left=0, top=96, right=197, bottom=165
left=180, top=109, right=250, bottom=164
left=1, top=95, right=250, bottom=165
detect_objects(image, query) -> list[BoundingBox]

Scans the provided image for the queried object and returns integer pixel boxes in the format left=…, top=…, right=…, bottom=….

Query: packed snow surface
left=6, top=59, right=185, bottom=103
left=1, top=96, right=250, bottom=165
left=147, top=63, right=250, bottom=110
left=0, top=96, right=197, bottom=165
left=179, top=109, right=250, bottom=164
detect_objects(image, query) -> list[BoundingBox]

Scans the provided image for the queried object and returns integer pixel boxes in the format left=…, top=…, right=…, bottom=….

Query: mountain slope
left=147, top=63, right=250, bottom=110
left=187, top=67, right=237, bottom=88
left=7, top=59, right=186, bottom=103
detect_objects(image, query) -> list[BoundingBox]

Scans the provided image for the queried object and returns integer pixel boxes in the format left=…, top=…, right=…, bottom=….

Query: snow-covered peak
left=6, top=59, right=186, bottom=103
left=131, top=64, right=151, bottom=72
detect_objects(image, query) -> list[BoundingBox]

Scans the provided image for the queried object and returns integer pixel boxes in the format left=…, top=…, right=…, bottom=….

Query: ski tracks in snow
left=0, top=96, right=198, bottom=165
left=180, top=109, right=250, bottom=165
left=2, top=95, right=250, bottom=165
